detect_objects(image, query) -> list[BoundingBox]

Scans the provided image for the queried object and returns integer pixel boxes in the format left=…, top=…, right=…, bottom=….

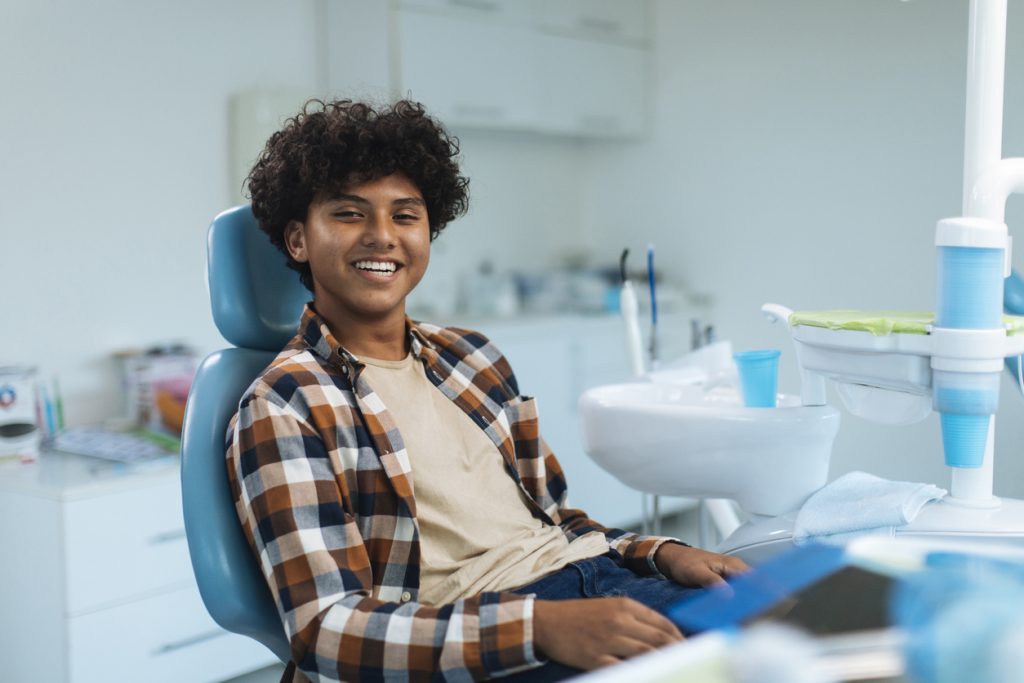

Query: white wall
left=0, top=0, right=587, bottom=426
left=6, top=0, right=1024, bottom=499
left=579, top=0, right=1024, bottom=497
left=1, top=0, right=321, bottom=423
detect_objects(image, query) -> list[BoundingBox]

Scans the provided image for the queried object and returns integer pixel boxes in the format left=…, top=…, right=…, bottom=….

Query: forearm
left=554, top=506, right=684, bottom=576
left=288, top=591, right=542, bottom=682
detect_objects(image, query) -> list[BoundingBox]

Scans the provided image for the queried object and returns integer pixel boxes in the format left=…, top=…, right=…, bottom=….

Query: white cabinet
left=394, top=11, right=540, bottom=132
left=0, top=453, right=277, bottom=683
left=386, top=0, right=650, bottom=138
left=534, top=0, right=649, bottom=44
left=534, top=33, right=646, bottom=138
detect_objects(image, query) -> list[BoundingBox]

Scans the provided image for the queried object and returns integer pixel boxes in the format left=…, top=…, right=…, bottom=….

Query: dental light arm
left=932, top=0, right=1021, bottom=502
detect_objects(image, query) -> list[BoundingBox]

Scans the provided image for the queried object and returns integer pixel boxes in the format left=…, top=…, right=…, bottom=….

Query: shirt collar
left=298, top=304, right=437, bottom=376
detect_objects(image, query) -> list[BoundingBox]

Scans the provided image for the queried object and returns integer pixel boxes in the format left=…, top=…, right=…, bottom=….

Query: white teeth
left=354, top=260, right=397, bottom=273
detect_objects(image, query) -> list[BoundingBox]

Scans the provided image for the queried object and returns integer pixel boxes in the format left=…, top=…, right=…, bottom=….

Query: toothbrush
left=647, top=244, right=659, bottom=370
left=646, top=244, right=661, bottom=534
left=619, top=249, right=645, bottom=377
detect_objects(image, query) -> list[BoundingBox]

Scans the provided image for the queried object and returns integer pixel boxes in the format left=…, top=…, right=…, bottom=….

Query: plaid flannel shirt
left=226, top=305, right=675, bottom=682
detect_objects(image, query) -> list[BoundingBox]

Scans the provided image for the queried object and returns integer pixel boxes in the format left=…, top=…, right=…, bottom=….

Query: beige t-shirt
left=360, top=353, right=608, bottom=605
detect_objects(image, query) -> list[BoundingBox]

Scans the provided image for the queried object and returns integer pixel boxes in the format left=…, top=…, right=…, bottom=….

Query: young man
left=227, top=99, right=748, bottom=683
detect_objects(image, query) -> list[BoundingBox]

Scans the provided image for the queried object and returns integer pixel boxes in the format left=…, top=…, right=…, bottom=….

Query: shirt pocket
left=498, top=395, right=541, bottom=459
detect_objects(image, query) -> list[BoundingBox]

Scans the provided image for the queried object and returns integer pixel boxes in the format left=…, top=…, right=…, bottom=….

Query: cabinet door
left=68, top=582, right=277, bottom=683
left=534, top=33, right=647, bottom=138
left=395, top=11, right=540, bottom=131
left=64, top=477, right=193, bottom=615
left=533, top=0, right=649, bottom=45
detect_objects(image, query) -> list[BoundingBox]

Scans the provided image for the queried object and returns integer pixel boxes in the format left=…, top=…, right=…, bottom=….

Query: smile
left=353, top=260, right=400, bottom=277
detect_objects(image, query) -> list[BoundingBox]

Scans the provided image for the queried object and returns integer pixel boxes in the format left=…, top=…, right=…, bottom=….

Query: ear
left=284, top=220, right=308, bottom=263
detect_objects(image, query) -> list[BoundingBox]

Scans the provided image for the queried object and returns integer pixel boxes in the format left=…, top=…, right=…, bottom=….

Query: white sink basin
left=578, top=383, right=841, bottom=516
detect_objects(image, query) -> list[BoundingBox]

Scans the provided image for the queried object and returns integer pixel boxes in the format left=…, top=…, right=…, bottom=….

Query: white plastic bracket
left=935, top=216, right=1009, bottom=249
left=930, top=327, right=1006, bottom=372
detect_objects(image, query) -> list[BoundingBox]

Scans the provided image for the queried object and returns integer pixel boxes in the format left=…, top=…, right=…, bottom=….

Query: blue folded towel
left=794, top=471, right=947, bottom=545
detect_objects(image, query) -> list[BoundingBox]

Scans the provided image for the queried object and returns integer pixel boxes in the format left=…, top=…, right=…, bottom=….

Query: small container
left=733, top=350, right=781, bottom=408
left=0, top=365, right=41, bottom=462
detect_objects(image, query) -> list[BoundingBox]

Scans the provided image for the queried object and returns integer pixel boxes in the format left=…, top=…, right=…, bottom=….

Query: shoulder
left=414, top=321, right=520, bottom=395
left=415, top=321, right=501, bottom=359
left=244, top=345, right=348, bottom=409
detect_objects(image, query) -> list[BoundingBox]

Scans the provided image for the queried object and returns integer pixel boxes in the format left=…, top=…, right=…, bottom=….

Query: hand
left=654, top=542, right=750, bottom=588
left=533, top=597, right=683, bottom=670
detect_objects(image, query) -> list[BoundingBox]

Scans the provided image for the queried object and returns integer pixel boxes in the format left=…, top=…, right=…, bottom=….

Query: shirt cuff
left=522, top=593, right=545, bottom=668
left=646, top=537, right=691, bottom=578
left=482, top=593, right=547, bottom=679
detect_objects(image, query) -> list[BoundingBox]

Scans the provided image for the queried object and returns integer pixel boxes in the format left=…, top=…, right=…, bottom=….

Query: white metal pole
left=962, top=0, right=1007, bottom=214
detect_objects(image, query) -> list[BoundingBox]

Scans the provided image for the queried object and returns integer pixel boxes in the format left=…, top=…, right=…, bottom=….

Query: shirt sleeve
left=228, top=384, right=543, bottom=682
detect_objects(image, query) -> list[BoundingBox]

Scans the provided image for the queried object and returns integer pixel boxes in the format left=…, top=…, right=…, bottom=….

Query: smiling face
left=284, top=173, right=431, bottom=340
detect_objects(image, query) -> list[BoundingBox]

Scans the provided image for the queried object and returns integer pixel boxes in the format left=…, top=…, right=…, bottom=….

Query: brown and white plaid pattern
left=226, top=305, right=673, bottom=682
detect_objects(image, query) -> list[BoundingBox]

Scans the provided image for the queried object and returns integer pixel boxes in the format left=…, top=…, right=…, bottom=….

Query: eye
left=394, top=212, right=420, bottom=222
left=333, top=210, right=363, bottom=221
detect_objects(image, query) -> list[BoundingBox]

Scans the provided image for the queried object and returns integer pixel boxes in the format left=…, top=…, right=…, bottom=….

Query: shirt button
left=400, top=591, right=412, bottom=603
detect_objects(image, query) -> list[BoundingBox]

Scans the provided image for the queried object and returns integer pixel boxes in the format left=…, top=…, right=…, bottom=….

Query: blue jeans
left=499, top=551, right=699, bottom=682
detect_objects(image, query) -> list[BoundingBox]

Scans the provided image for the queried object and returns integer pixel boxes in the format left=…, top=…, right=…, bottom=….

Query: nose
left=361, top=210, right=397, bottom=249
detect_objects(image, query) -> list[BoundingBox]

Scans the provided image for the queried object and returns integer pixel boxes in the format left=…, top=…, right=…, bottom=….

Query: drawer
left=68, top=581, right=278, bottom=683
left=64, top=476, right=194, bottom=614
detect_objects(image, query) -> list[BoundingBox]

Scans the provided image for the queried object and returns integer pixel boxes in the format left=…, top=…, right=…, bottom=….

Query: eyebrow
left=328, top=193, right=425, bottom=207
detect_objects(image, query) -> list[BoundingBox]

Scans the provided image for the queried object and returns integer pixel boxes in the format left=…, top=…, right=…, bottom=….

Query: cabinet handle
left=579, top=16, right=623, bottom=34
left=152, top=628, right=227, bottom=655
left=448, top=0, right=499, bottom=13
left=148, top=528, right=187, bottom=545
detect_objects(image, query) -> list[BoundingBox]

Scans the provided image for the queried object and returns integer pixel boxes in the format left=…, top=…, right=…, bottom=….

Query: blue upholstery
left=181, top=205, right=306, bottom=663
left=208, top=205, right=308, bottom=351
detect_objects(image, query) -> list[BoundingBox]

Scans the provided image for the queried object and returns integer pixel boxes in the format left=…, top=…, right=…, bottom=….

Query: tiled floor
left=218, top=505, right=703, bottom=683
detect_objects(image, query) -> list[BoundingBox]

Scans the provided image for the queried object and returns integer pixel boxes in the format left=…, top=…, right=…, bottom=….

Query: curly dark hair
left=246, top=99, right=469, bottom=291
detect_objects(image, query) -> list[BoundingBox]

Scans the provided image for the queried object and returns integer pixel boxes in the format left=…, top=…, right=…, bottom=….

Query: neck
left=315, top=304, right=409, bottom=361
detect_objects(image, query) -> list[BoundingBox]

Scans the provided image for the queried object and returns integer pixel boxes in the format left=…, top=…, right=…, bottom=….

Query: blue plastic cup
left=733, top=349, right=781, bottom=408
left=940, top=413, right=990, bottom=468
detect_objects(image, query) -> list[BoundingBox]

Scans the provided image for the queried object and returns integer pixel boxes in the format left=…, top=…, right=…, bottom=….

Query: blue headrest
left=208, top=206, right=309, bottom=351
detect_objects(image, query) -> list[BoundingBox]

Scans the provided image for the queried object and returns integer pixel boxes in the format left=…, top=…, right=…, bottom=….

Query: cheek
left=409, top=244, right=430, bottom=284
left=411, top=229, right=431, bottom=268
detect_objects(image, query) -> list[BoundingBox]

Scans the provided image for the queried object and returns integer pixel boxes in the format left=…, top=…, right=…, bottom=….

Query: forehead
left=319, top=172, right=424, bottom=202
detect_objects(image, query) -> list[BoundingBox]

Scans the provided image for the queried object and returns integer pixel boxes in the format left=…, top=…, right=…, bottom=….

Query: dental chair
left=180, top=205, right=307, bottom=663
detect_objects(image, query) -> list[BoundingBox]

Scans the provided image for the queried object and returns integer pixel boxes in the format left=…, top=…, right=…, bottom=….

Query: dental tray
left=789, top=310, right=1024, bottom=338
left=785, top=309, right=1024, bottom=393
left=762, top=306, right=1024, bottom=424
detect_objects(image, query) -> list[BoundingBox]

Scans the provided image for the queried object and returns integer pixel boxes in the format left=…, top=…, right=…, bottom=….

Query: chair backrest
left=180, top=205, right=307, bottom=663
